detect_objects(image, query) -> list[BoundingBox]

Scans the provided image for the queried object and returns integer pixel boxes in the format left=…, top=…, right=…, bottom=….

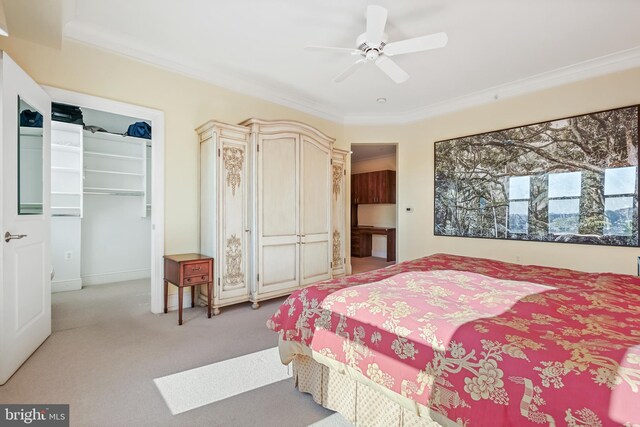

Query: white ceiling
left=30, top=1, right=640, bottom=124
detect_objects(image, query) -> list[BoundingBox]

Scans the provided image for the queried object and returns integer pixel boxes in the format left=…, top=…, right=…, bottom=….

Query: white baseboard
left=52, top=278, right=82, bottom=293
left=165, top=289, right=197, bottom=312
left=82, top=268, right=150, bottom=286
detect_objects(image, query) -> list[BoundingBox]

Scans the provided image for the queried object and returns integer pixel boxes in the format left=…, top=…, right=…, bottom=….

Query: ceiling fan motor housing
left=357, top=32, right=388, bottom=60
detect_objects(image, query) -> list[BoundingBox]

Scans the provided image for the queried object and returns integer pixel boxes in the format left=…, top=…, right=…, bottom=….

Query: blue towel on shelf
left=20, top=110, right=43, bottom=128
left=126, top=121, right=152, bottom=139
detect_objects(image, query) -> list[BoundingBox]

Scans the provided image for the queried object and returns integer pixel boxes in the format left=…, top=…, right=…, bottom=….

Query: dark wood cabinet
left=351, top=227, right=396, bottom=262
left=351, top=170, right=395, bottom=204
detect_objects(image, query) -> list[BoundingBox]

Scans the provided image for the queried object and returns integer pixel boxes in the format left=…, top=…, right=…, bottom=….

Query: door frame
left=348, top=142, right=399, bottom=268
left=43, top=86, right=165, bottom=314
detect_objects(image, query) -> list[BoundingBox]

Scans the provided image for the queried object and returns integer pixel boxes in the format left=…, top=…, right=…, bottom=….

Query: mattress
left=267, top=254, right=640, bottom=426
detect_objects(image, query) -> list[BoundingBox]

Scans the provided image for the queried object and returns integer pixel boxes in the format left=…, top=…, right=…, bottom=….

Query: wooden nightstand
left=163, top=253, right=214, bottom=325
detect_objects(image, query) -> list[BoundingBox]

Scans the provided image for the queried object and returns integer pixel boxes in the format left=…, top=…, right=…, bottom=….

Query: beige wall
left=3, top=34, right=639, bottom=275
left=343, top=67, right=640, bottom=274
left=0, top=37, right=346, bottom=257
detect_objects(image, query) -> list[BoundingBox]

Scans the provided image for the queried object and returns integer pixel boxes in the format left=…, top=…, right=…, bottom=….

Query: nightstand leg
left=178, top=286, right=183, bottom=326
left=191, top=286, right=195, bottom=307
left=164, top=280, right=168, bottom=314
left=207, top=281, right=212, bottom=318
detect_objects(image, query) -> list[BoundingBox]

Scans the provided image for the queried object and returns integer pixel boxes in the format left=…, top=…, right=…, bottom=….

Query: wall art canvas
left=434, top=105, right=639, bottom=246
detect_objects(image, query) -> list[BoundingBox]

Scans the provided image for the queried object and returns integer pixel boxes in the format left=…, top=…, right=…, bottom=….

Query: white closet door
left=218, top=137, right=250, bottom=300
left=257, top=133, right=299, bottom=294
left=331, top=151, right=347, bottom=276
left=300, top=135, right=332, bottom=286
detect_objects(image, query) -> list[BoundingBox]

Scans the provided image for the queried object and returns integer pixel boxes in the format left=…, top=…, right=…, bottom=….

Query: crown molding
left=63, top=20, right=640, bottom=127
left=63, top=21, right=345, bottom=124
left=343, top=46, right=640, bottom=125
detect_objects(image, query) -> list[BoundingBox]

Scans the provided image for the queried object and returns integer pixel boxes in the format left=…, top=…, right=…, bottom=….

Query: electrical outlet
left=516, top=255, right=521, bottom=263
left=65, top=251, right=72, bottom=260
left=405, top=207, right=414, bottom=213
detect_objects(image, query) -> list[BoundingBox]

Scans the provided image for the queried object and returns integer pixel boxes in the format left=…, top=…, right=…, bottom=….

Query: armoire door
left=218, top=136, right=249, bottom=300
left=257, top=133, right=300, bottom=294
left=300, top=136, right=332, bottom=286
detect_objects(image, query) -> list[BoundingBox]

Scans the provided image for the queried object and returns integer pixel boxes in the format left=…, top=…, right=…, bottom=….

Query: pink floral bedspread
left=267, top=254, right=640, bottom=426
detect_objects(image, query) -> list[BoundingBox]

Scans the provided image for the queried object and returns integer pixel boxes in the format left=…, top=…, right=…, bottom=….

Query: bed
left=267, top=254, right=640, bottom=427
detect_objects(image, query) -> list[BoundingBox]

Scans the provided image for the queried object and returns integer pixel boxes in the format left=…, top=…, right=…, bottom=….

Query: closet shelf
left=52, top=144, right=81, bottom=152
left=52, top=166, right=81, bottom=173
left=84, top=169, right=144, bottom=177
left=83, top=131, right=148, bottom=144
left=84, top=151, right=143, bottom=161
left=84, top=187, right=145, bottom=196
left=20, top=127, right=43, bottom=136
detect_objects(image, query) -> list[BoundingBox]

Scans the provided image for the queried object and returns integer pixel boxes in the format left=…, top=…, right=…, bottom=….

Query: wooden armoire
left=197, top=119, right=348, bottom=314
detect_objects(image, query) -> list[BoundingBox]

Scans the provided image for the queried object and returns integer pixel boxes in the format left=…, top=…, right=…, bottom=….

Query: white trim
left=343, top=46, right=640, bottom=125
left=63, top=22, right=344, bottom=124
left=165, top=288, right=195, bottom=312
left=51, top=279, right=82, bottom=293
left=62, top=22, right=640, bottom=125
left=349, top=141, right=399, bottom=263
left=81, top=268, right=150, bottom=286
left=42, top=86, right=165, bottom=314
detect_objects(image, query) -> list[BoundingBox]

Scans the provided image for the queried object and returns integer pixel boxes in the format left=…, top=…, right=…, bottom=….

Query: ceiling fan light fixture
left=366, top=50, right=380, bottom=61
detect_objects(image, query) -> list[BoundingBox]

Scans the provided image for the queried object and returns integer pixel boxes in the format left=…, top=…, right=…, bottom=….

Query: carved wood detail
left=223, top=147, right=245, bottom=196
left=224, top=234, right=244, bottom=289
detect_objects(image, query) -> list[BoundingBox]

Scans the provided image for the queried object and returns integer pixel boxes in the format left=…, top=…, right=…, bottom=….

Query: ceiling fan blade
left=333, top=59, right=367, bottom=83
left=305, top=46, right=362, bottom=56
left=384, top=32, right=448, bottom=56
left=375, top=56, right=409, bottom=83
left=366, top=5, right=388, bottom=46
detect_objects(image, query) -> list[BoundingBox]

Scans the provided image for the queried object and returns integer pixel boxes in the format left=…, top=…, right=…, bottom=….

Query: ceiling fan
left=306, top=5, right=448, bottom=84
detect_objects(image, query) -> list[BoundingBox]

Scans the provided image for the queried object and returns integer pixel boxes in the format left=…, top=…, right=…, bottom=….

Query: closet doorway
left=45, top=87, right=165, bottom=314
left=350, top=143, right=397, bottom=274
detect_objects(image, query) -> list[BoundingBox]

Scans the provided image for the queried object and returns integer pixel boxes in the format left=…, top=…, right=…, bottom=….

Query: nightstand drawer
left=183, top=262, right=209, bottom=277
left=184, top=274, right=209, bottom=285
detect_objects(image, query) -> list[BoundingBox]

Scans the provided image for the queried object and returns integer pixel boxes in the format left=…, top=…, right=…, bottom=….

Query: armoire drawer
left=183, top=262, right=209, bottom=277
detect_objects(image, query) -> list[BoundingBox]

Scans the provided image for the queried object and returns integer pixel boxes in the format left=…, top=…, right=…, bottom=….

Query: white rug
left=154, top=346, right=291, bottom=415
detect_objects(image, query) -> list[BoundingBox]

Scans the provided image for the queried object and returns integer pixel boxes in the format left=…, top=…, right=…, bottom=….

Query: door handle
left=4, top=232, right=27, bottom=243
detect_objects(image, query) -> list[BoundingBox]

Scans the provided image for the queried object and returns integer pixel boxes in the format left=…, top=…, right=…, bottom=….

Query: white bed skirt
left=293, top=354, right=451, bottom=427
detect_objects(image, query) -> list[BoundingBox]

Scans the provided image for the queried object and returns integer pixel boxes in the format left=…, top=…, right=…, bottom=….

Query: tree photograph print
left=434, top=105, right=639, bottom=246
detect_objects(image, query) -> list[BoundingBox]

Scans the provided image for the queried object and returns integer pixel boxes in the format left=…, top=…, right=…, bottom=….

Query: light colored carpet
left=0, top=279, right=348, bottom=426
